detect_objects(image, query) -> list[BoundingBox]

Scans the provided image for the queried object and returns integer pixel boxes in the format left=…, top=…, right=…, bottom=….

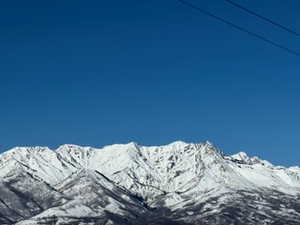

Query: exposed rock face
left=0, top=141, right=300, bottom=225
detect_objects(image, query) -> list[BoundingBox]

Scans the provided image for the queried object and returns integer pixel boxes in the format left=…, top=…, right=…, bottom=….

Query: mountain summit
left=0, top=141, right=300, bottom=225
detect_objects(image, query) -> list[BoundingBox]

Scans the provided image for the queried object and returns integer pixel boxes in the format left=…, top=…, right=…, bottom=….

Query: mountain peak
left=56, top=144, right=88, bottom=151
left=230, top=152, right=273, bottom=167
left=232, top=151, right=250, bottom=161
left=1, top=141, right=300, bottom=225
left=101, top=141, right=140, bottom=152
left=0, top=146, right=52, bottom=162
left=204, top=140, right=213, bottom=146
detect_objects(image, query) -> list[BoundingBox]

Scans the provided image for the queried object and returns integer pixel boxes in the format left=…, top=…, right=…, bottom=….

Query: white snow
left=1, top=141, right=300, bottom=211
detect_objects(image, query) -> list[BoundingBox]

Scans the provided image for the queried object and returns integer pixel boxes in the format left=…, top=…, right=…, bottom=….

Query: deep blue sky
left=1, top=0, right=299, bottom=166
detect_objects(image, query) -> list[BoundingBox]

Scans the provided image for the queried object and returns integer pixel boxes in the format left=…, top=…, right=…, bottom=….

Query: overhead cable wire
left=177, top=0, right=300, bottom=57
left=225, top=0, right=300, bottom=37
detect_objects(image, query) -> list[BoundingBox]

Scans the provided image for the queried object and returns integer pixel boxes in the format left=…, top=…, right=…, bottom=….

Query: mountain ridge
left=0, top=141, right=300, bottom=225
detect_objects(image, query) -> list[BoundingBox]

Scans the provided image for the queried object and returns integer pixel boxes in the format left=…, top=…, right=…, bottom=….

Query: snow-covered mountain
left=0, top=141, right=300, bottom=225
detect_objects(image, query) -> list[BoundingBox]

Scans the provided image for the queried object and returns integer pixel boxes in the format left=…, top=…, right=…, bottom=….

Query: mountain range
left=0, top=141, right=300, bottom=225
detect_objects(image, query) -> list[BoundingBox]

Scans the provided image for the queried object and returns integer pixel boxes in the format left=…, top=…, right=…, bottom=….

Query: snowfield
left=0, top=141, right=300, bottom=225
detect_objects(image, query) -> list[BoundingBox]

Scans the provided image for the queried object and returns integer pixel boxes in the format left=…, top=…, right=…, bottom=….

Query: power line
left=225, top=0, right=300, bottom=37
left=177, top=0, right=300, bottom=57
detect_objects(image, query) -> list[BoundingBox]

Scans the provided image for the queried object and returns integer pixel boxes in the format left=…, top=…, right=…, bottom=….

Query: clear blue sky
left=1, top=0, right=299, bottom=166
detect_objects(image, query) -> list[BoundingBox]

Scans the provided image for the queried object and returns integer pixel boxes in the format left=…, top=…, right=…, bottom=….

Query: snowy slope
left=0, top=141, right=300, bottom=225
